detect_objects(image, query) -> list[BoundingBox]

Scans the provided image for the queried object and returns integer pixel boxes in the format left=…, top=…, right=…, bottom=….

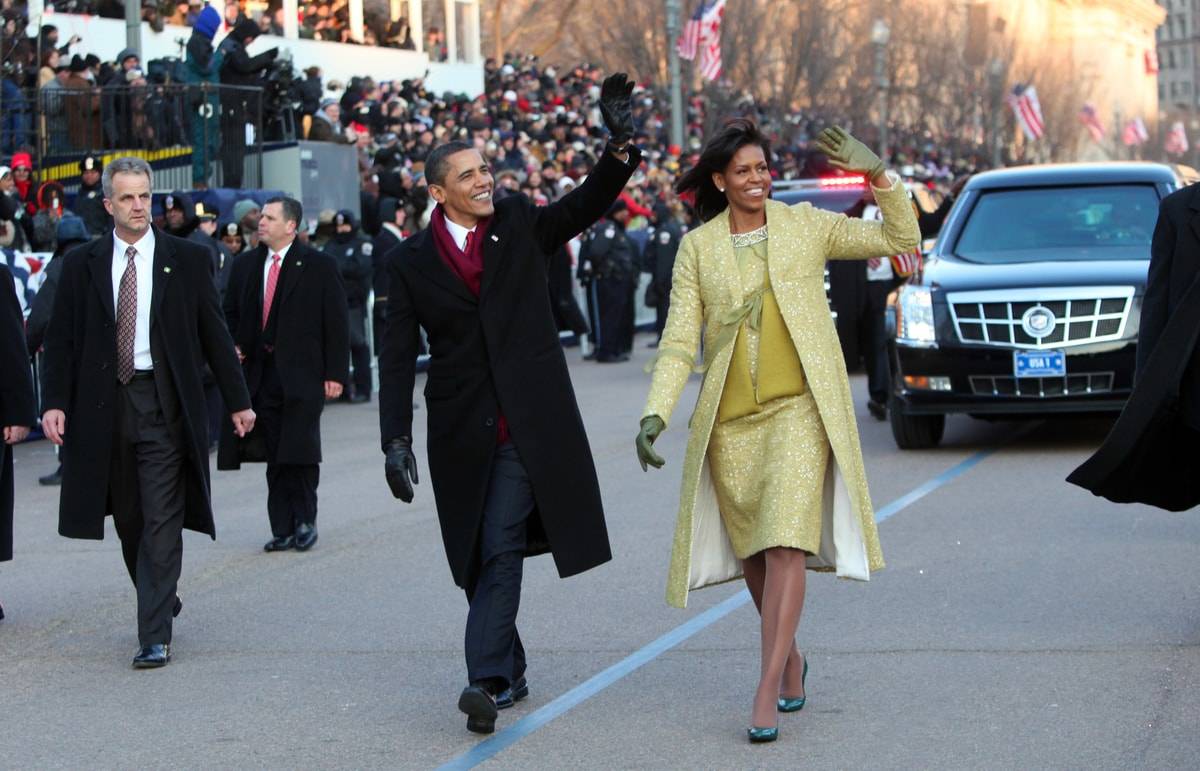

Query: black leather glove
left=384, top=437, right=419, bottom=502
left=598, top=72, right=635, bottom=147
left=636, top=415, right=666, bottom=472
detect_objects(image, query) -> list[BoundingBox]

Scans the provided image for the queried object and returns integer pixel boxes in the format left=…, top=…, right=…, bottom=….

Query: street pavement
left=2, top=336, right=1198, bottom=769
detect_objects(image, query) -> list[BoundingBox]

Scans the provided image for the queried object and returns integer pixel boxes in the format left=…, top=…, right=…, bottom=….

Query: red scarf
left=429, top=204, right=492, bottom=297
left=429, top=204, right=509, bottom=444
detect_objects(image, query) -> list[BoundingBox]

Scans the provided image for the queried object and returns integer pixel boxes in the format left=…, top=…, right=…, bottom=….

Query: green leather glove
left=636, top=415, right=666, bottom=472
left=814, top=126, right=887, bottom=183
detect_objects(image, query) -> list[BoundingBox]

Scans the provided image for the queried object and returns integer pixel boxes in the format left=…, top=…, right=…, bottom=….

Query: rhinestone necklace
left=730, top=224, right=768, bottom=248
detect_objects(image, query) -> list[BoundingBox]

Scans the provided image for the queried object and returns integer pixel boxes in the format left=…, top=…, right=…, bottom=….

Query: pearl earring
left=718, top=187, right=725, bottom=193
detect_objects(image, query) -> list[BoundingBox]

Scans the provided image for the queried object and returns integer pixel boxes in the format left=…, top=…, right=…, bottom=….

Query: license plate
left=1014, top=350, right=1065, bottom=378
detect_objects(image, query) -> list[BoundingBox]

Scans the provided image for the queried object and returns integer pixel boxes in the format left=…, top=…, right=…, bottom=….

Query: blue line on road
left=436, top=445, right=997, bottom=771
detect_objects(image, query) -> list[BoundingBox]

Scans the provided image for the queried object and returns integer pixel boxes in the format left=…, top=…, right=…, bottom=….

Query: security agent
left=74, top=155, right=111, bottom=236
left=578, top=199, right=636, bottom=363
left=190, top=202, right=235, bottom=299
left=322, top=209, right=373, bottom=402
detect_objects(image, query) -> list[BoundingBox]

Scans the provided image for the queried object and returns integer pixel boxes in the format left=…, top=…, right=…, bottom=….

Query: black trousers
left=595, top=275, right=629, bottom=360
left=255, top=356, right=319, bottom=537
left=860, top=280, right=892, bottom=404
left=621, top=276, right=637, bottom=353
left=653, top=282, right=671, bottom=342
left=348, top=304, right=372, bottom=397
left=109, top=374, right=187, bottom=646
left=464, top=443, right=534, bottom=688
left=219, top=102, right=246, bottom=188
left=371, top=299, right=387, bottom=356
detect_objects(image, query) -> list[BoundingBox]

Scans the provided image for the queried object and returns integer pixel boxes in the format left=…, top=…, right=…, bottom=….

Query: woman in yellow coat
left=636, top=119, right=919, bottom=742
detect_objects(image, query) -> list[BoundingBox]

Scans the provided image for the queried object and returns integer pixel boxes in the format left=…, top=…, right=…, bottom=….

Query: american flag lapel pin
left=163, top=266, right=172, bottom=273
left=491, top=234, right=499, bottom=242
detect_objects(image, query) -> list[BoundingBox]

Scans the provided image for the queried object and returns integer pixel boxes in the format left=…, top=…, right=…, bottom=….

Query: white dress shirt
left=442, top=216, right=476, bottom=252
left=262, top=239, right=294, bottom=302
left=112, top=228, right=155, bottom=371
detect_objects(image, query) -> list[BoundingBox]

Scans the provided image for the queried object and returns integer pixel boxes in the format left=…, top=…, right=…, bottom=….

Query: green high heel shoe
left=777, top=655, right=808, bottom=713
left=747, top=726, right=779, bottom=743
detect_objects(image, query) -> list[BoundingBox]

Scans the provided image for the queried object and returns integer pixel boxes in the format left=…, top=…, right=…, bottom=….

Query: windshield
left=953, top=184, right=1160, bottom=263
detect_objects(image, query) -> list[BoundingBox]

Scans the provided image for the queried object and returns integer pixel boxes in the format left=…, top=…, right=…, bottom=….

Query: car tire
left=888, top=394, right=946, bottom=449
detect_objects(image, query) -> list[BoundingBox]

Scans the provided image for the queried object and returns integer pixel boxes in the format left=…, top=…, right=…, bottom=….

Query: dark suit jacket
left=41, top=229, right=251, bottom=540
left=378, top=146, right=640, bottom=589
left=217, top=240, right=349, bottom=468
left=1, top=264, right=36, bottom=561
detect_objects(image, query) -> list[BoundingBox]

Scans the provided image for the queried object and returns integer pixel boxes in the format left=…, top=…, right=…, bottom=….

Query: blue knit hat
left=194, top=5, right=221, bottom=41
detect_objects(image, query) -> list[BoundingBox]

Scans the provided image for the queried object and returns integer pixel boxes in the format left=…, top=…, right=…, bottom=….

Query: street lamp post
left=987, top=58, right=1005, bottom=168
left=871, top=19, right=891, bottom=165
left=665, top=0, right=685, bottom=149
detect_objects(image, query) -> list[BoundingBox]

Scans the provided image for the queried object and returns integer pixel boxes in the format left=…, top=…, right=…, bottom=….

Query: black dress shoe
left=458, top=685, right=498, bottom=734
left=349, top=394, right=371, bottom=404
left=867, top=399, right=887, bottom=421
left=294, top=524, right=318, bottom=551
left=495, top=676, right=529, bottom=710
left=38, top=465, right=63, bottom=486
left=0, top=601, right=5, bottom=621
left=264, top=535, right=295, bottom=552
left=173, top=595, right=182, bottom=618
left=132, top=643, right=171, bottom=668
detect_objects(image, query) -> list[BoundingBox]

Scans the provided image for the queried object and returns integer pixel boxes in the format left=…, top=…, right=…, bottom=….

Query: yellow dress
left=708, top=229, right=829, bottom=559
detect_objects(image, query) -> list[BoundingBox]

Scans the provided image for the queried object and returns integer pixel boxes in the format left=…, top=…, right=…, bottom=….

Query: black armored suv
left=887, top=162, right=1199, bottom=449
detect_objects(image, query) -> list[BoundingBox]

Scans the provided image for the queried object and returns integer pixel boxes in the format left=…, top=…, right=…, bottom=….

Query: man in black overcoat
left=218, top=197, right=350, bottom=552
left=1068, top=182, right=1200, bottom=509
left=41, top=157, right=256, bottom=666
left=1, top=263, right=36, bottom=620
left=378, top=73, right=638, bottom=735
left=370, top=197, right=405, bottom=353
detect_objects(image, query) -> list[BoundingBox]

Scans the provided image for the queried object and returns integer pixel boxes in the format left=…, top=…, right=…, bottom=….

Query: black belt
left=130, top=369, right=155, bottom=381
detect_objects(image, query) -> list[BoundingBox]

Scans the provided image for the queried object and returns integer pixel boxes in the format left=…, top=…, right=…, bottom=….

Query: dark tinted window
left=953, top=184, right=1159, bottom=263
left=772, top=187, right=863, bottom=213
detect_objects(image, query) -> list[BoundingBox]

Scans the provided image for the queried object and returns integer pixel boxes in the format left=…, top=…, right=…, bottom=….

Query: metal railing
left=3, top=83, right=296, bottom=189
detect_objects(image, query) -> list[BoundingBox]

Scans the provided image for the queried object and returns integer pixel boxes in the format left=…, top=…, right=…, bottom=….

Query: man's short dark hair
left=425, top=140, right=475, bottom=187
left=266, top=196, right=303, bottom=227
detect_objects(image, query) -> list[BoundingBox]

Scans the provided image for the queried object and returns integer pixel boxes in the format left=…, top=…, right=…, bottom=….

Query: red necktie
left=262, top=253, right=281, bottom=329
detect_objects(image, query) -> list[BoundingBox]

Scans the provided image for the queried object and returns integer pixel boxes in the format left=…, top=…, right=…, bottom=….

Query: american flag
left=1165, top=121, right=1189, bottom=155
left=1007, top=84, right=1045, bottom=141
left=890, top=249, right=921, bottom=278
left=1079, top=103, right=1106, bottom=143
left=677, top=0, right=726, bottom=81
left=1122, top=117, right=1149, bottom=147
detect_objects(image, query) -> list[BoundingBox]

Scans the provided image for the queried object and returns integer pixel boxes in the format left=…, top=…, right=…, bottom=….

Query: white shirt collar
left=441, top=214, right=476, bottom=252
left=265, top=239, right=295, bottom=261
left=114, top=227, right=155, bottom=262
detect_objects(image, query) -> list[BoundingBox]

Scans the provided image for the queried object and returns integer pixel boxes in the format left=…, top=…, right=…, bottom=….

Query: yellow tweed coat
left=643, top=178, right=921, bottom=608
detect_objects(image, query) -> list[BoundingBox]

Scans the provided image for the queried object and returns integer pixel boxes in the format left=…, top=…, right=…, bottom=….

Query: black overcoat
left=1067, top=184, right=1200, bottom=510
left=1, top=264, right=36, bottom=561
left=217, top=241, right=350, bottom=468
left=378, top=147, right=640, bottom=588
left=41, top=230, right=252, bottom=540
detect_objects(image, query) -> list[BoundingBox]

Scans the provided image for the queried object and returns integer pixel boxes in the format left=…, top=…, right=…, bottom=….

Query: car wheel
left=888, top=394, right=946, bottom=449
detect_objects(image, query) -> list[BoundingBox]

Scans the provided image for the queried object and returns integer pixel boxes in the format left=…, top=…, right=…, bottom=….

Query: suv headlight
left=897, top=285, right=936, bottom=344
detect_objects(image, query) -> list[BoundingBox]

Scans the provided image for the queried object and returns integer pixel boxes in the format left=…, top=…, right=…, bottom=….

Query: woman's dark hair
left=675, top=117, right=771, bottom=222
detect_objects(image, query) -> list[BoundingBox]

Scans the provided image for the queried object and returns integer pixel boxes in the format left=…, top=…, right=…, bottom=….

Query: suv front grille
left=947, top=287, right=1134, bottom=349
left=969, top=372, right=1114, bottom=397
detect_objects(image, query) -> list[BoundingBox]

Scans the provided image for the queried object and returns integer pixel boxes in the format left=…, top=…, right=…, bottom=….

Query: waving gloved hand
left=384, top=437, right=419, bottom=503
left=636, top=415, right=666, bottom=472
left=814, top=126, right=887, bottom=183
left=599, top=72, right=635, bottom=147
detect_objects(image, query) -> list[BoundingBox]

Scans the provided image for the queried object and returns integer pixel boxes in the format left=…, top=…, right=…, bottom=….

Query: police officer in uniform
left=324, top=209, right=373, bottom=402
left=578, top=199, right=635, bottom=363
left=645, top=203, right=682, bottom=347
left=73, top=155, right=111, bottom=236
left=189, top=202, right=235, bottom=299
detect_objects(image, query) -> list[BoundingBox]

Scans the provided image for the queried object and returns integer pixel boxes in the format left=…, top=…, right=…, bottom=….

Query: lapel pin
left=163, top=266, right=172, bottom=273
left=490, top=234, right=499, bottom=242
left=296, top=261, right=303, bottom=266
